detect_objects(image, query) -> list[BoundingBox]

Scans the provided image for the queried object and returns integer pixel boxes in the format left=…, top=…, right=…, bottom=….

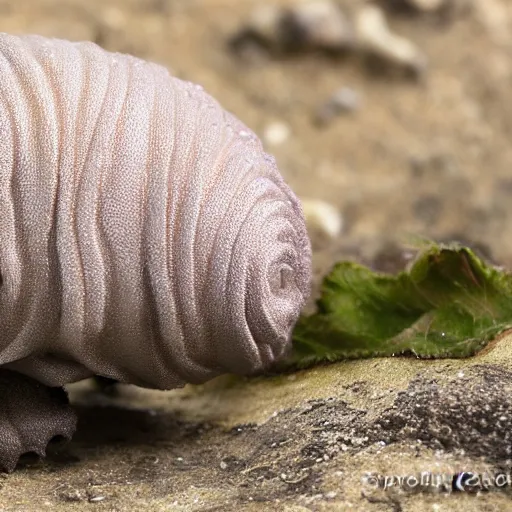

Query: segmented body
left=0, top=33, right=311, bottom=390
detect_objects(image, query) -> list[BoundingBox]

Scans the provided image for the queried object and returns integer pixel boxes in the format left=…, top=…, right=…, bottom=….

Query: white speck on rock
left=263, top=121, right=291, bottom=146
left=302, top=198, right=343, bottom=240
left=88, top=496, right=106, bottom=503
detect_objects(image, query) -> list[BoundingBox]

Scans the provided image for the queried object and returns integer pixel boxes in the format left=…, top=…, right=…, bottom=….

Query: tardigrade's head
left=167, top=105, right=312, bottom=381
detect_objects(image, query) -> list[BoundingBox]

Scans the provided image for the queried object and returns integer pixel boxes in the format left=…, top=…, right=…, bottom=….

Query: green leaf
left=288, top=243, right=512, bottom=368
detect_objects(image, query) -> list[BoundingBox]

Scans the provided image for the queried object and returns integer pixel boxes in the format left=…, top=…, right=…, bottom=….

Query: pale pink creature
left=0, top=33, right=311, bottom=471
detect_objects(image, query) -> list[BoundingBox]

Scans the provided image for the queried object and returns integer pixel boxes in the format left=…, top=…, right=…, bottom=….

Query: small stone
left=263, top=121, right=291, bottom=146
left=220, top=460, right=228, bottom=470
left=355, top=5, right=427, bottom=77
left=302, top=199, right=343, bottom=240
left=230, top=1, right=354, bottom=57
left=325, top=491, right=338, bottom=499
left=88, top=496, right=106, bottom=503
left=283, top=0, right=355, bottom=53
left=315, top=87, right=361, bottom=126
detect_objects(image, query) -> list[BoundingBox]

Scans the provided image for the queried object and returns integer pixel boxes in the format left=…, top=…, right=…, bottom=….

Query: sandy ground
left=4, top=333, right=512, bottom=511
left=2, top=0, right=512, bottom=510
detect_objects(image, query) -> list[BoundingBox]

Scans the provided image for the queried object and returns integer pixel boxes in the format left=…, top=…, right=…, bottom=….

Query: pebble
left=355, top=5, right=427, bottom=77
left=263, top=121, right=291, bottom=146
left=230, top=0, right=353, bottom=56
left=302, top=199, right=343, bottom=240
left=88, top=496, right=106, bottom=503
left=314, top=86, right=361, bottom=126
left=283, top=0, right=355, bottom=53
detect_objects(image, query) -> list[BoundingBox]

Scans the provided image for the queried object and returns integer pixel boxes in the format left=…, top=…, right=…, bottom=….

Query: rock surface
left=2, top=331, right=512, bottom=510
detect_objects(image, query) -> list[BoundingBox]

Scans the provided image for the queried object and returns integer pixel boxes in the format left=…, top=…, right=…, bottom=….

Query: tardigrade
left=0, top=33, right=311, bottom=471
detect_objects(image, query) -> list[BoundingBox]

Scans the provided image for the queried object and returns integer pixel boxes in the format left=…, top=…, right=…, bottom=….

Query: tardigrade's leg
left=0, top=369, right=76, bottom=472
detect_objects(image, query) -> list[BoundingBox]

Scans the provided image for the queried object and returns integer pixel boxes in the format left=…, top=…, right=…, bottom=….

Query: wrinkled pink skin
left=0, top=33, right=311, bottom=471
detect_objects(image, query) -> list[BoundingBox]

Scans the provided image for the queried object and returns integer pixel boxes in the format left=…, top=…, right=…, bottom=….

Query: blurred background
left=1, top=0, right=511, bottom=287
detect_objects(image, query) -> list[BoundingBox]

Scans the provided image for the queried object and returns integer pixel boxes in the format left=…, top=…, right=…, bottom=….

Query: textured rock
left=355, top=4, right=428, bottom=76
left=1, top=330, right=508, bottom=510
left=230, top=0, right=354, bottom=57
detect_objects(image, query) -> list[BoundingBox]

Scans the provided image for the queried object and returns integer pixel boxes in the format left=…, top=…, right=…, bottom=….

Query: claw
left=0, top=370, right=77, bottom=472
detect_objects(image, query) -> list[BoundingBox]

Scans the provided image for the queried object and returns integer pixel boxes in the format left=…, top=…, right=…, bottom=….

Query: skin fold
left=0, top=33, right=311, bottom=471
